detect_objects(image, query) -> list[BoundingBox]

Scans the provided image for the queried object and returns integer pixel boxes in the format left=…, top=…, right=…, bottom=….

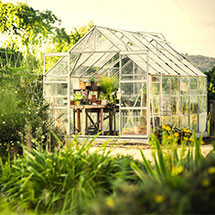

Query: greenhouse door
left=119, top=54, right=148, bottom=137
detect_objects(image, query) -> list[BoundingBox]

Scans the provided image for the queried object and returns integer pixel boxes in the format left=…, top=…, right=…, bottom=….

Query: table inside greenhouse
left=71, top=105, right=118, bottom=135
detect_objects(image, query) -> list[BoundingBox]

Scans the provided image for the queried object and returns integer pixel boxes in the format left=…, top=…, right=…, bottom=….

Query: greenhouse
left=43, top=26, right=207, bottom=139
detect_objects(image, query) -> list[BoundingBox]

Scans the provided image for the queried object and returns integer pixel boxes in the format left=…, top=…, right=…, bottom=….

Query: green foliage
left=98, top=75, right=119, bottom=104
left=0, top=1, right=61, bottom=47
left=205, top=66, right=215, bottom=100
left=92, top=135, right=215, bottom=215
left=0, top=47, right=23, bottom=68
left=155, top=124, right=193, bottom=143
left=0, top=136, right=142, bottom=214
left=0, top=67, right=59, bottom=161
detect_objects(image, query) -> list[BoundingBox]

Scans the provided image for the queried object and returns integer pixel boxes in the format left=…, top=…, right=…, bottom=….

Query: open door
left=119, top=54, right=149, bottom=137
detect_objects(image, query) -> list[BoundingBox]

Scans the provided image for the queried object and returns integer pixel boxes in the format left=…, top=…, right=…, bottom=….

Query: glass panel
left=162, top=77, right=170, bottom=95
left=52, top=109, right=68, bottom=131
left=190, top=114, right=198, bottom=131
left=95, top=29, right=119, bottom=52
left=171, top=96, right=179, bottom=115
left=121, top=57, right=146, bottom=80
left=151, top=76, right=160, bottom=83
left=199, top=113, right=207, bottom=132
left=121, top=82, right=146, bottom=107
left=44, top=83, right=67, bottom=97
left=170, top=95, right=179, bottom=126
left=72, top=31, right=94, bottom=52
left=151, top=83, right=160, bottom=95
left=121, top=109, right=147, bottom=135
left=190, top=92, right=198, bottom=131
left=199, top=77, right=207, bottom=94
left=199, top=95, right=207, bottom=113
left=161, top=116, right=171, bottom=125
left=181, top=115, right=188, bottom=128
left=161, top=95, right=171, bottom=116
left=46, top=55, right=69, bottom=79
left=190, top=77, right=198, bottom=95
left=45, top=96, right=67, bottom=106
left=150, top=96, right=160, bottom=115
left=172, top=115, right=179, bottom=127
left=171, top=77, right=180, bottom=95
left=181, top=95, right=189, bottom=115
left=180, top=77, right=189, bottom=95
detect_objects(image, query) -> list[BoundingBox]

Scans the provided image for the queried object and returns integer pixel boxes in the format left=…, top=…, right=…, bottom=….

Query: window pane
left=162, top=77, right=170, bottom=95
left=151, top=83, right=160, bottom=95
left=171, top=77, right=180, bottom=95
left=121, top=109, right=147, bottom=135
left=121, top=82, right=146, bottom=107
left=150, top=96, right=160, bottom=115
left=180, top=77, right=189, bottom=95
left=199, top=77, right=207, bottom=94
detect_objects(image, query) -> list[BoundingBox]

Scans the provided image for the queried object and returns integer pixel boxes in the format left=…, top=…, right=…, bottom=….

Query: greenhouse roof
left=47, top=26, right=206, bottom=77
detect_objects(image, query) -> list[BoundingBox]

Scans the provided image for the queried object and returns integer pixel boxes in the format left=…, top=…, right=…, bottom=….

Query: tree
left=0, top=0, right=70, bottom=67
left=205, top=66, right=215, bottom=101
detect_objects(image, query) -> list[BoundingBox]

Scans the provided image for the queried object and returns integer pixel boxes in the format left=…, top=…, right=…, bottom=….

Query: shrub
left=0, top=136, right=143, bottom=214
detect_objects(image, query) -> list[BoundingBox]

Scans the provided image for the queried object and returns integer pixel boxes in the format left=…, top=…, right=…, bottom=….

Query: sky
left=3, top=0, right=215, bottom=57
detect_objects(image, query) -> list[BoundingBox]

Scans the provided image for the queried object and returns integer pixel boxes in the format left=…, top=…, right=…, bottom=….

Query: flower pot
left=101, top=99, right=107, bottom=105
left=91, top=95, right=97, bottom=103
left=90, top=81, right=97, bottom=90
left=96, top=100, right=102, bottom=105
left=75, top=101, right=80, bottom=106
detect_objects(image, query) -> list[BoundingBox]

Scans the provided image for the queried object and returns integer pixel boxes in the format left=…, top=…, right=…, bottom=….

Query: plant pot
left=101, top=99, right=107, bottom=105
left=81, top=99, right=88, bottom=105
left=75, top=101, right=80, bottom=106
left=90, top=81, right=97, bottom=90
left=91, top=95, right=97, bottom=103
left=70, top=100, right=74, bottom=105
left=96, top=100, right=102, bottom=105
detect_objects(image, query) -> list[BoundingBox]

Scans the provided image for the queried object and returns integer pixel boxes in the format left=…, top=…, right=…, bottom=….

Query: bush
left=0, top=67, right=62, bottom=160
left=0, top=137, right=143, bottom=214
left=91, top=142, right=215, bottom=215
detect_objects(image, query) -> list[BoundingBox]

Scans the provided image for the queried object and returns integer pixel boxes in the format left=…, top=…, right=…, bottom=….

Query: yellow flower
left=154, top=195, right=165, bottom=203
left=189, top=138, right=194, bottom=142
left=184, top=137, right=189, bottom=141
left=106, top=198, right=115, bottom=208
left=201, top=179, right=210, bottom=187
left=201, top=141, right=205, bottom=145
left=168, top=136, right=171, bottom=140
left=162, top=124, right=167, bottom=129
left=174, top=132, right=179, bottom=137
left=166, top=126, right=171, bottom=131
left=208, top=167, right=215, bottom=174
left=183, top=128, right=190, bottom=133
left=172, top=166, right=184, bottom=175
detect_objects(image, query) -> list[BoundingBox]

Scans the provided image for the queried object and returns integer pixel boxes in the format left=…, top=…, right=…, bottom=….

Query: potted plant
left=73, top=91, right=86, bottom=105
left=99, top=94, right=107, bottom=105
left=89, top=72, right=99, bottom=90
left=98, top=75, right=119, bottom=105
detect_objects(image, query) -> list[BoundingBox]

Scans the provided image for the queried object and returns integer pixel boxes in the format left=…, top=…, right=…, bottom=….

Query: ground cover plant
left=0, top=132, right=215, bottom=214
